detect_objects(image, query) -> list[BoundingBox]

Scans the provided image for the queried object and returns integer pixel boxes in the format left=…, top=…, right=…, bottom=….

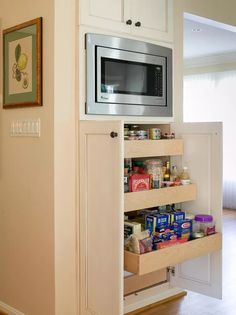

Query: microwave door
left=96, top=46, right=166, bottom=107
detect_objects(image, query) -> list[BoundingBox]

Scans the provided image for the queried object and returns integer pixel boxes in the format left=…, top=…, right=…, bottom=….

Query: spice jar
left=145, top=159, right=163, bottom=189
left=194, top=214, right=215, bottom=236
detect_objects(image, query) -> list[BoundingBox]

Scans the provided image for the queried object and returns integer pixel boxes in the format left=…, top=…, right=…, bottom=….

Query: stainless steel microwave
left=86, top=33, right=172, bottom=117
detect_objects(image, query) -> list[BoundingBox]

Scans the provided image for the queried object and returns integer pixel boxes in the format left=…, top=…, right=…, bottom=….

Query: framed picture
left=3, top=17, right=42, bottom=108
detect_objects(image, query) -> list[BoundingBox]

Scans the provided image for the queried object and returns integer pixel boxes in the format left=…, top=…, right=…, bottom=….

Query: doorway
left=183, top=12, right=236, bottom=210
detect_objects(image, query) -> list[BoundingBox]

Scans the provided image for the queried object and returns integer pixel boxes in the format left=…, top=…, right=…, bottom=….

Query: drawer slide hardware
left=167, top=266, right=175, bottom=279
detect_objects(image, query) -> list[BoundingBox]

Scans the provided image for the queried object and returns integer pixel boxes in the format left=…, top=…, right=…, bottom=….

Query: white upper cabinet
left=79, top=0, right=173, bottom=42
left=126, top=0, right=173, bottom=42
left=79, top=0, right=128, bottom=33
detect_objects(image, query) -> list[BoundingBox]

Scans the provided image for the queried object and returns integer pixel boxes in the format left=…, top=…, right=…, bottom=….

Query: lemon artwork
left=12, top=43, right=29, bottom=89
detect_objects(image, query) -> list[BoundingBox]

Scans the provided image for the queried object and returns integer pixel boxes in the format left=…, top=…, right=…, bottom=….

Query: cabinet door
left=79, top=121, right=123, bottom=315
left=129, top=0, right=173, bottom=42
left=79, top=0, right=129, bottom=33
left=170, top=122, right=222, bottom=299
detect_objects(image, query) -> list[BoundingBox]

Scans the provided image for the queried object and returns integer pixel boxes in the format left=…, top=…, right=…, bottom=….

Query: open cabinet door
left=170, top=122, right=222, bottom=299
left=79, top=121, right=123, bottom=315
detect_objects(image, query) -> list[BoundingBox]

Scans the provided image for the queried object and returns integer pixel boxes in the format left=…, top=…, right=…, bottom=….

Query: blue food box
left=155, top=214, right=169, bottom=230
left=145, top=215, right=156, bottom=234
left=170, top=211, right=185, bottom=224
left=174, top=219, right=192, bottom=239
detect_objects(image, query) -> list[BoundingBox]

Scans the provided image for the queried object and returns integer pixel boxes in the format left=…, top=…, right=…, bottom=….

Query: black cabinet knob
left=135, top=21, right=141, bottom=27
left=110, top=131, right=118, bottom=138
left=126, top=19, right=132, bottom=25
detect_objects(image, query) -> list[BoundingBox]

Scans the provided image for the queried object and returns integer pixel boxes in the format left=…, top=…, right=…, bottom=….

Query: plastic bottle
left=170, top=165, right=179, bottom=182
left=180, top=167, right=191, bottom=185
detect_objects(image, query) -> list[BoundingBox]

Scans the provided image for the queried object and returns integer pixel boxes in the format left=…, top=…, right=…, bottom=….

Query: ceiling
left=184, top=13, right=236, bottom=66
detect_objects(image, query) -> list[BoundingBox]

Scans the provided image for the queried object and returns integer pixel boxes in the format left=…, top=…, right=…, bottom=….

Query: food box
left=129, top=174, right=150, bottom=192
left=174, top=219, right=192, bottom=240
left=124, top=221, right=142, bottom=239
left=168, top=211, right=185, bottom=226
left=155, top=214, right=169, bottom=230
left=145, top=215, right=156, bottom=234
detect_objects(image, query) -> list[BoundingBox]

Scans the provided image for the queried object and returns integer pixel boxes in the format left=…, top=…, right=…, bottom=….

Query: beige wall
left=174, top=0, right=236, bottom=121
left=54, top=0, right=77, bottom=314
left=0, top=1, right=55, bottom=314
left=0, top=0, right=78, bottom=313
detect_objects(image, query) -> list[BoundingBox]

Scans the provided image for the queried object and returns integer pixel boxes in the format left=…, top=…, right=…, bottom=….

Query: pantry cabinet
left=79, top=121, right=222, bottom=315
left=78, top=0, right=173, bottom=43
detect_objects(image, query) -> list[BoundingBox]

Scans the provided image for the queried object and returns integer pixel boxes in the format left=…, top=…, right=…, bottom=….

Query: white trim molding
left=0, top=301, right=26, bottom=315
left=184, top=52, right=236, bottom=69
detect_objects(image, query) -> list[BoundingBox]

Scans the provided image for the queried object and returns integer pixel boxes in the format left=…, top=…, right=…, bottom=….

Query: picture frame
left=3, top=17, right=42, bottom=108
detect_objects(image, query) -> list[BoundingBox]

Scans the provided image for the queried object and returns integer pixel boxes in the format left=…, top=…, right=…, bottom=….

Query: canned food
left=136, top=130, right=148, bottom=136
left=149, top=128, right=161, bottom=140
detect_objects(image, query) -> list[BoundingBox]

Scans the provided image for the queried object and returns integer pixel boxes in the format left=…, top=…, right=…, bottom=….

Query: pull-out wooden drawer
left=124, top=184, right=197, bottom=212
left=124, top=233, right=222, bottom=275
left=124, top=139, right=184, bottom=158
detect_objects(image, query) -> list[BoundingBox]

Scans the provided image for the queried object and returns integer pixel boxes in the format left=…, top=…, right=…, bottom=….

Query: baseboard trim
left=0, top=301, right=25, bottom=315
left=124, top=283, right=186, bottom=314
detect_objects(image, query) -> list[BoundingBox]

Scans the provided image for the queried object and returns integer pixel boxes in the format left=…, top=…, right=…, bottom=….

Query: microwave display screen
left=101, top=57, right=163, bottom=97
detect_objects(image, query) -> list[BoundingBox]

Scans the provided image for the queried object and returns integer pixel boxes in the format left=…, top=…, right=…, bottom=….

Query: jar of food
left=145, top=159, right=163, bottom=189
left=194, top=214, right=215, bottom=236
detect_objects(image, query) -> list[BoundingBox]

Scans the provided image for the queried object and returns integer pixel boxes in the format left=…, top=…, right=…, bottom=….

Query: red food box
left=129, top=174, right=150, bottom=192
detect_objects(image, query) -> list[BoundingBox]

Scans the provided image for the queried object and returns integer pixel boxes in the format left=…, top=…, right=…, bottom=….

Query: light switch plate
left=10, top=119, right=40, bottom=137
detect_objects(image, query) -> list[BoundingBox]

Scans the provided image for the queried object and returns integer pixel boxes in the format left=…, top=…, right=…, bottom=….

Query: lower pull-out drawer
left=124, top=233, right=222, bottom=275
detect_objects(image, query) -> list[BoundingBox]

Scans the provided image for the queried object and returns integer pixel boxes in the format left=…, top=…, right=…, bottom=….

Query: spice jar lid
left=195, top=214, right=213, bottom=222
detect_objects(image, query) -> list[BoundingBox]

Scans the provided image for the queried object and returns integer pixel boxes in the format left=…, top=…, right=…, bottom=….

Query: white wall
left=174, top=0, right=236, bottom=121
